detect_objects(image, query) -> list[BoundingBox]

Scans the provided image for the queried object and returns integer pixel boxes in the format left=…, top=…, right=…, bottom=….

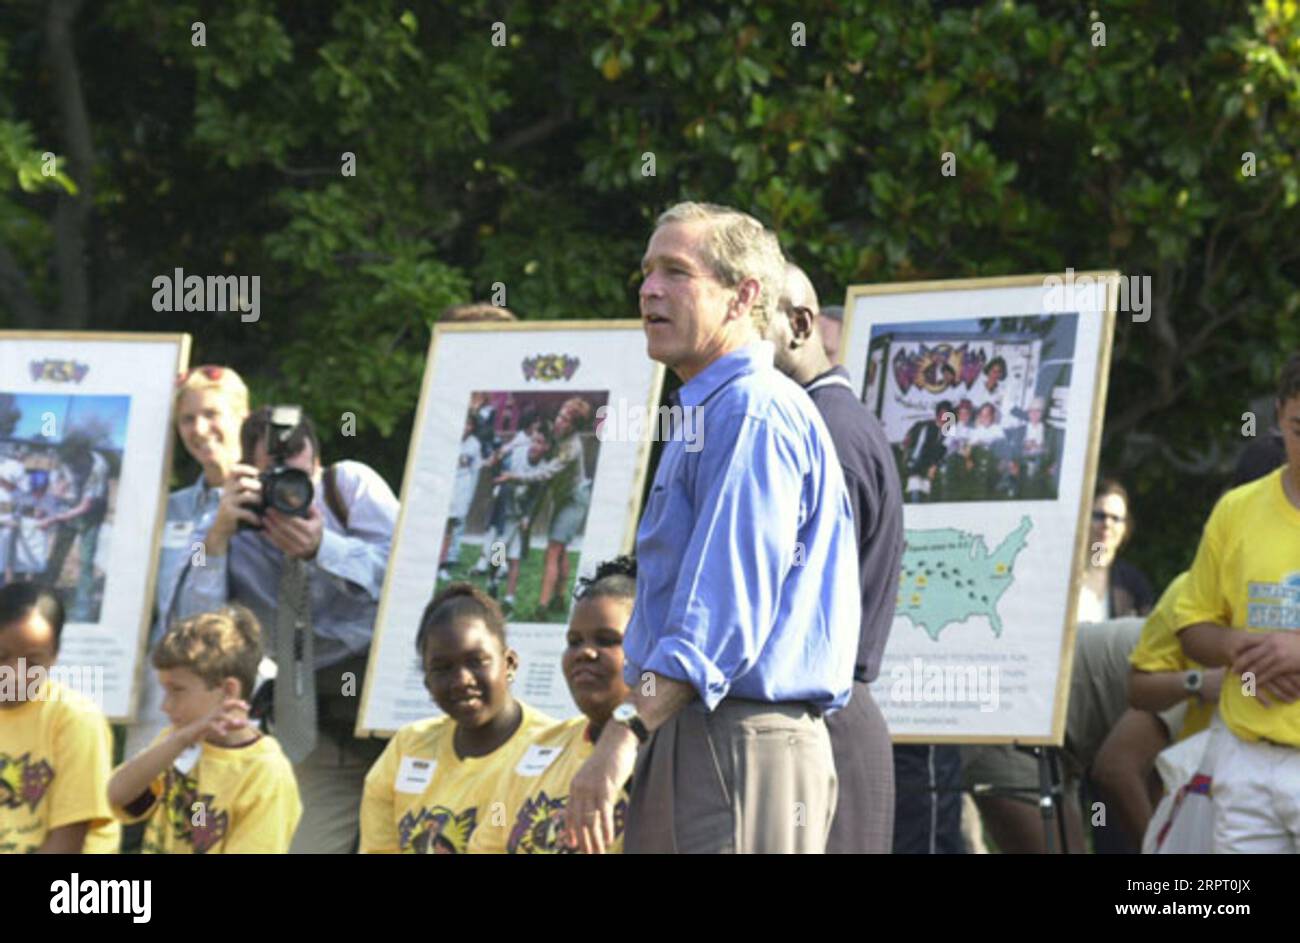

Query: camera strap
left=272, top=557, right=318, bottom=763
left=323, top=463, right=349, bottom=531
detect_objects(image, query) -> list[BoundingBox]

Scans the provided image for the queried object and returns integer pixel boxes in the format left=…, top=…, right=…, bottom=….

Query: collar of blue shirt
left=678, top=340, right=776, bottom=411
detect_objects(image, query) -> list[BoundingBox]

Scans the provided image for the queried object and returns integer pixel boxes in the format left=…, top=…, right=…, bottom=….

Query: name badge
left=515, top=744, right=563, bottom=777
left=395, top=755, right=437, bottom=793
left=162, top=520, right=195, bottom=550
left=174, top=744, right=201, bottom=776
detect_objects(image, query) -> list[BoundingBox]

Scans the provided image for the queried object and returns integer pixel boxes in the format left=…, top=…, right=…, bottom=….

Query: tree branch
left=45, top=0, right=93, bottom=329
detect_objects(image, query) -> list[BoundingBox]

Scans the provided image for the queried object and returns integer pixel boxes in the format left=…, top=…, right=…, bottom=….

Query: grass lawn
left=441, top=539, right=582, bottom=624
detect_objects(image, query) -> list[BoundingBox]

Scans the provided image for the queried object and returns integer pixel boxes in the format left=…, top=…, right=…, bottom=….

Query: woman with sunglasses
left=123, top=366, right=251, bottom=763
left=1077, top=478, right=1153, bottom=622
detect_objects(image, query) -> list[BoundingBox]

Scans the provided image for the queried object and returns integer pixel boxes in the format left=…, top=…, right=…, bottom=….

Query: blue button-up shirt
left=623, top=341, right=860, bottom=711
left=152, top=474, right=223, bottom=646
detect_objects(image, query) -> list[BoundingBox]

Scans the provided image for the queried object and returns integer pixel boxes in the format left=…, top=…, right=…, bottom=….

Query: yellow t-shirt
left=360, top=701, right=554, bottom=854
left=0, top=679, right=120, bottom=853
left=113, top=729, right=301, bottom=853
left=1175, top=468, right=1300, bottom=745
left=1129, top=572, right=1214, bottom=741
left=474, top=716, right=629, bottom=855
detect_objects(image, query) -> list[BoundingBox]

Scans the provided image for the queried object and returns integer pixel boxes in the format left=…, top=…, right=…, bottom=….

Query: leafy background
left=3, top=0, right=1298, bottom=589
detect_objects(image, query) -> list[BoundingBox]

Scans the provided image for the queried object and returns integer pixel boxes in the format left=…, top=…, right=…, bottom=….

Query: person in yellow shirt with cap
left=0, top=582, right=118, bottom=853
left=1178, top=353, right=1300, bottom=853
left=108, top=606, right=301, bottom=853
left=360, top=583, right=553, bottom=853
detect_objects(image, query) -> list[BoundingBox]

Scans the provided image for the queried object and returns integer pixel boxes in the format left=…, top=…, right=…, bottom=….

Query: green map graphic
left=896, top=516, right=1033, bottom=640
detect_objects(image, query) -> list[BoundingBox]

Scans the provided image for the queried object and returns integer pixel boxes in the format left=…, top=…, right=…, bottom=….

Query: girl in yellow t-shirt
left=475, top=555, right=635, bottom=854
left=361, top=583, right=553, bottom=853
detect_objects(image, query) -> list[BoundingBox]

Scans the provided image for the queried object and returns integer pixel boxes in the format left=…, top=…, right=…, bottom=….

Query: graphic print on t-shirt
left=506, top=790, right=627, bottom=854
left=398, top=805, right=477, bottom=854
left=1246, top=574, right=1300, bottom=630
left=153, top=768, right=229, bottom=853
left=0, top=751, right=54, bottom=811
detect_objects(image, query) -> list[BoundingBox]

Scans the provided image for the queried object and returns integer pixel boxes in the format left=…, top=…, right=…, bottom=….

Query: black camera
left=242, top=404, right=314, bottom=527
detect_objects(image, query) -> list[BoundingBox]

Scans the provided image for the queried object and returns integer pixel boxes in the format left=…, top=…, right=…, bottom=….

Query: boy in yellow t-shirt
left=108, top=606, right=301, bottom=853
left=474, top=556, right=636, bottom=855
left=0, top=583, right=119, bottom=853
left=1177, top=354, right=1300, bottom=852
left=361, top=583, right=553, bottom=854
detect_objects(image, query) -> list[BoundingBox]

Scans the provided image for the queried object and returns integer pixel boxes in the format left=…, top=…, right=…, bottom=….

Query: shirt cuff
left=314, top=527, right=349, bottom=578
left=118, top=789, right=158, bottom=823
left=1173, top=612, right=1219, bottom=634
left=642, top=637, right=732, bottom=710
left=192, top=551, right=229, bottom=594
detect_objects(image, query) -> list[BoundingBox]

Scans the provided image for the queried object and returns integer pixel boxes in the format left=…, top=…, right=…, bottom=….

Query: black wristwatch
left=1183, top=669, right=1204, bottom=698
left=612, top=703, right=650, bottom=744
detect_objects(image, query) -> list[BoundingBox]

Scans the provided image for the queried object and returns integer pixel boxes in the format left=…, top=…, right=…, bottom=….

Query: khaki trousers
left=625, top=698, right=837, bottom=854
left=289, top=733, right=385, bottom=854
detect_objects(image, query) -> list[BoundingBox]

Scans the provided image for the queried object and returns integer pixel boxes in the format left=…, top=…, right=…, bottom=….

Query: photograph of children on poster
left=359, top=322, right=662, bottom=736
left=0, top=333, right=188, bottom=721
left=842, top=275, right=1116, bottom=743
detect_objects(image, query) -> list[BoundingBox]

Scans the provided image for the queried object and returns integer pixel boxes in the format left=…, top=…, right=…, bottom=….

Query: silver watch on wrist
left=1184, top=669, right=1204, bottom=697
left=612, top=703, right=649, bottom=743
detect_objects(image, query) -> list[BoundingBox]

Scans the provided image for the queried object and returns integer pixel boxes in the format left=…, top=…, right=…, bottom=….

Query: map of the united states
left=895, top=516, right=1033, bottom=640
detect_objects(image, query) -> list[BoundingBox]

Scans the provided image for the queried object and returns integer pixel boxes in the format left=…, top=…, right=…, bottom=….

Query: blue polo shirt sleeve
left=641, top=409, right=807, bottom=709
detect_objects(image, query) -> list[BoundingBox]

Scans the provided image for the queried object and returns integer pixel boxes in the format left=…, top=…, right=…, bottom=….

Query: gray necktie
left=274, top=557, right=318, bottom=763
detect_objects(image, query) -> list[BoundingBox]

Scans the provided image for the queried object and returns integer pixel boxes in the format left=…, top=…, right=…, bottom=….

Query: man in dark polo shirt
left=763, top=262, right=905, bottom=852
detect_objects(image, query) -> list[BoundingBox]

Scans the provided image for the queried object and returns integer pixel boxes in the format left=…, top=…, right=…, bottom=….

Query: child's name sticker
left=162, top=520, right=195, bottom=550
left=174, top=744, right=201, bottom=776
left=515, top=744, right=563, bottom=777
left=395, top=755, right=436, bottom=793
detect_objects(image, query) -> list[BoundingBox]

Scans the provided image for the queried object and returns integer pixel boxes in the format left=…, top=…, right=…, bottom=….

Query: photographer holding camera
left=174, top=405, right=398, bottom=854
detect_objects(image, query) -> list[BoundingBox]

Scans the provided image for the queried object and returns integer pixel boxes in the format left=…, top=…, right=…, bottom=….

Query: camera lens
left=267, top=468, right=314, bottom=516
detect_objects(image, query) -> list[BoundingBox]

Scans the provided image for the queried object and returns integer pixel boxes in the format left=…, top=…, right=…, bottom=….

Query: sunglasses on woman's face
left=1092, top=511, right=1126, bottom=525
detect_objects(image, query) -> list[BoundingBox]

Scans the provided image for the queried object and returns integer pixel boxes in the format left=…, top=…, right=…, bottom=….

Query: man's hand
left=178, top=697, right=250, bottom=746
left=564, top=724, right=639, bottom=854
left=262, top=506, right=324, bottom=560
left=493, top=473, right=514, bottom=485
left=207, top=463, right=263, bottom=553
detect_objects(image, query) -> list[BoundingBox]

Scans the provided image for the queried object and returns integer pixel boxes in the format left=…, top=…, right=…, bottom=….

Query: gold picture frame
left=841, top=273, right=1119, bottom=746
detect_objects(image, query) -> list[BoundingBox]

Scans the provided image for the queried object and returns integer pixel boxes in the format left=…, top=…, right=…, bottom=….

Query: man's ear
left=789, top=306, right=816, bottom=345
left=729, top=277, right=762, bottom=322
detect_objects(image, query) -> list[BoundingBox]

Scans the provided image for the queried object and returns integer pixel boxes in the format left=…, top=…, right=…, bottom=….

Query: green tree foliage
left=2, top=0, right=1298, bottom=585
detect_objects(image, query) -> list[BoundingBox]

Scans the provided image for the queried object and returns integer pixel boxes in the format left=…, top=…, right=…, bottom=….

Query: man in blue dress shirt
left=566, top=202, right=860, bottom=853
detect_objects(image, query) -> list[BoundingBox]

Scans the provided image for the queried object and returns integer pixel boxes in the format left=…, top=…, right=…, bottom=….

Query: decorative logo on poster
left=29, top=359, right=89, bottom=384
left=874, top=337, right=1036, bottom=443
left=892, top=343, right=986, bottom=394
left=521, top=355, right=580, bottom=383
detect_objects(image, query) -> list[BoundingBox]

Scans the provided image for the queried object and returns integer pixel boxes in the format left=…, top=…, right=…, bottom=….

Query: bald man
left=763, top=262, right=903, bottom=853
